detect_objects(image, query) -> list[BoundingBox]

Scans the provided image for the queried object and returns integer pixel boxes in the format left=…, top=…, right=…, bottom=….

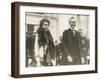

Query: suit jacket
left=62, top=28, right=81, bottom=64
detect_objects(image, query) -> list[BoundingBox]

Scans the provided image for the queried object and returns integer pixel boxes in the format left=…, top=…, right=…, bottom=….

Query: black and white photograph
left=25, top=13, right=90, bottom=67
left=11, top=2, right=97, bottom=78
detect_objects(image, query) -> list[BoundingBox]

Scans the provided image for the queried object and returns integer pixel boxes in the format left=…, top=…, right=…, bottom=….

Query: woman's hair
left=37, top=18, right=50, bottom=33
left=39, top=18, right=50, bottom=28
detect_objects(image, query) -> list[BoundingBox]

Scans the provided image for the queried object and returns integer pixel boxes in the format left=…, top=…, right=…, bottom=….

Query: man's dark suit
left=62, top=28, right=81, bottom=65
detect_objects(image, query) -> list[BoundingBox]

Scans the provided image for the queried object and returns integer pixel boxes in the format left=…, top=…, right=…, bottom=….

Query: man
left=62, top=17, right=81, bottom=65
left=26, top=25, right=36, bottom=67
left=79, top=29, right=89, bottom=64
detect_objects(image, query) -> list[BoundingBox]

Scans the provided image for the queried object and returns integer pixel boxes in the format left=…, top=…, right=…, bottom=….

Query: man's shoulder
left=63, top=28, right=71, bottom=34
left=64, top=28, right=70, bottom=32
left=63, top=30, right=67, bottom=33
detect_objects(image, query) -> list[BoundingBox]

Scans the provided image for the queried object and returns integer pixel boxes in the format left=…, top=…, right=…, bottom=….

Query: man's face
left=69, top=18, right=76, bottom=30
left=42, top=22, right=49, bottom=30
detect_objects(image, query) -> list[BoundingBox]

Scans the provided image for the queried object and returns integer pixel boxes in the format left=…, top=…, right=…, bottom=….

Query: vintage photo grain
left=25, top=13, right=90, bottom=67
left=11, top=2, right=97, bottom=77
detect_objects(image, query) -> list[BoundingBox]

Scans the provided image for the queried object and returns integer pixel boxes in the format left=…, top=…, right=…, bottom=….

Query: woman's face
left=42, top=21, right=49, bottom=30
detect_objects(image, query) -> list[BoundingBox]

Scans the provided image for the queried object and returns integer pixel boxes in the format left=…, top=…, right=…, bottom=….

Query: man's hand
left=67, top=55, right=73, bottom=62
left=81, top=57, right=85, bottom=64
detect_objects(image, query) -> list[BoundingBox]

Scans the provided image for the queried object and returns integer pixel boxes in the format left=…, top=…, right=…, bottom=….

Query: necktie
left=72, top=30, right=75, bottom=36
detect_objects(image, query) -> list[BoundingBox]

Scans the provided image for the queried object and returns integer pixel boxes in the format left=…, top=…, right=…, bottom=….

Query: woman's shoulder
left=38, top=28, right=45, bottom=33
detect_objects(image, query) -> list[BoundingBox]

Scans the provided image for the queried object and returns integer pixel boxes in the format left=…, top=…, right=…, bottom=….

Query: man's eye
left=44, top=24, right=49, bottom=26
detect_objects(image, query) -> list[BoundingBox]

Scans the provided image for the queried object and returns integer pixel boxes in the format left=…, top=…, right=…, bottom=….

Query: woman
left=35, top=18, right=55, bottom=66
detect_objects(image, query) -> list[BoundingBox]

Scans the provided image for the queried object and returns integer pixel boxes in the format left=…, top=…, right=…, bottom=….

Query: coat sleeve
left=62, top=30, right=70, bottom=57
left=62, top=31, right=66, bottom=48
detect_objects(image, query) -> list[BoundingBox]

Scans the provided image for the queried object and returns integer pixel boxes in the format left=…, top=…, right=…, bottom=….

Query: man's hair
left=69, top=17, right=75, bottom=24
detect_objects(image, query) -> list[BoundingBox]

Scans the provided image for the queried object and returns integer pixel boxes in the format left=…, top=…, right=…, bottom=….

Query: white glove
left=81, top=57, right=85, bottom=64
left=67, top=55, right=73, bottom=62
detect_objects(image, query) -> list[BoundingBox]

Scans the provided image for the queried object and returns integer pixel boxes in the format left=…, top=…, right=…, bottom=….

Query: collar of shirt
left=69, top=28, right=76, bottom=36
left=70, top=28, right=76, bottom=31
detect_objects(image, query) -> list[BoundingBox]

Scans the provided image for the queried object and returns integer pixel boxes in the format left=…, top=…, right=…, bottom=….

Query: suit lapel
left=68, top=28, right=76, bottom=37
